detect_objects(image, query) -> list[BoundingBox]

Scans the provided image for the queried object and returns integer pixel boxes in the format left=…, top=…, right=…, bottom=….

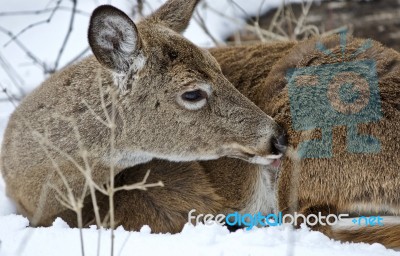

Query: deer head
left=87, top=1, right=286, bottom=166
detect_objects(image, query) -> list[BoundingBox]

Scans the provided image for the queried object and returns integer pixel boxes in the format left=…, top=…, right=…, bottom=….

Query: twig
left=3, top=0, right=62, bottom=48
left=32, top=128, right=107, bottom=195
left=0, top=26, right=47, bottom=71
left=61, top=47, right=90, bottom=69
left=228, top=0, right=256, bottom=24
left=205, top=4, right=288, bottom=41
left=0, top=6, right=90, bottom=16
left=107, top=76, right=117, bottom=256
left=114, top=169, right=164, bottom=192
left=0, top=83, right=18, bottom=107
left=321, top=25, right=348, bottom=37
left=254, top=0, right=268, bottom=42
left=53, top=0, right=78, bottom=72
left=293, top=0, right=318, bottom=38
left=0, top=53, right=25, bottom=95
left=269, top=0, right=284, bottom=32
left=131, top=0, right=145, bottom=19
left=193, top=8, right=223, bottom=46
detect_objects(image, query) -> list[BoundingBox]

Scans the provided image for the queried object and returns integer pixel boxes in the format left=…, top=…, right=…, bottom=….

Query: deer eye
left=181, top=90, right=207, bottom=102
left=177, top=84, right=211, bottom=111
left=177, top=88, right=209, bottom=111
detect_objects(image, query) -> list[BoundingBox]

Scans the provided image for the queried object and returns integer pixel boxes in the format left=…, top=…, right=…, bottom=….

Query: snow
left=1, top=217, right=398, bottom=256
left=0, top=0, right=399, bottom=255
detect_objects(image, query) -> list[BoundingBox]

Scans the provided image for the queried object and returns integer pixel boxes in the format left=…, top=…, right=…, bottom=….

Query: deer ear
left=88, top=5, right=142, bottom=73
left=145, top=0, right=200, bottom=33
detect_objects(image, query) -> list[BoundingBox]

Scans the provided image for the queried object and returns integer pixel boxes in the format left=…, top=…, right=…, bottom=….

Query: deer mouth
left=227, top=150, right=283, bottom=167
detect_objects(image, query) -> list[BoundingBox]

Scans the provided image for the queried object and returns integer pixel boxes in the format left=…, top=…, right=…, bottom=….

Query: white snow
left=1, top=217, right=398, bottom=256
left=0, top=0, right=399, bottom=255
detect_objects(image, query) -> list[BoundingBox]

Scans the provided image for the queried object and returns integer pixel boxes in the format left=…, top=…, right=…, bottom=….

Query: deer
left=0, top=0, right=287, bottom=228
left=4, top=0, right=398, bottom=248
left=65, top=34, right=400, bottom=248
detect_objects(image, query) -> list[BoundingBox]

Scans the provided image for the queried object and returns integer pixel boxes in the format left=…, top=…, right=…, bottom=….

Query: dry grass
left=194, top=0, right=347, bottom=46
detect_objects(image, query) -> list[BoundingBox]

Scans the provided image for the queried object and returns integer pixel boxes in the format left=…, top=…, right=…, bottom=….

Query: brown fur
left=328, top=225, right=400, bottom=249
left=212, top=37, right=400, bottom=247
left=62, top=156, right=276, bottom=232
left=59, top=160, right=224, bottom=233
left=267, top=36, right=400, bottom=248
left=76, top=37, right=400, bottom=248
left=266, top=37, right=400, bottom=217
left=211, top=37, right=400, bottom=247
left=0, top=1, right=284, bottom=227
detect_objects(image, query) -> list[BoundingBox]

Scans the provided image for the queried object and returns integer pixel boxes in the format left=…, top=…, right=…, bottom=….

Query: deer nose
left=271, top=131, right=288, bottom=155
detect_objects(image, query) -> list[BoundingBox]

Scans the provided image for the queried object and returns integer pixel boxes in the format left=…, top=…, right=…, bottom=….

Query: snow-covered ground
left=0, top=0, right=399, bottom=255
left=2, top=216, right=398, bottom=256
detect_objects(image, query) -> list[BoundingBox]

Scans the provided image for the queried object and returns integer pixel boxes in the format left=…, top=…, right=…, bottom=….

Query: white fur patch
left=240, top=165, right=277, bottom=215
left=248, top=154, right=282, bottom=165
left=104, top=150, right=221, bottom=169
left=158, top=152, right=220, bottom=163
left=177, top=98, right=207, bottom=111
left=112, top=54, right=146, bottom=93
left=105, top=150, right=153, bottom=169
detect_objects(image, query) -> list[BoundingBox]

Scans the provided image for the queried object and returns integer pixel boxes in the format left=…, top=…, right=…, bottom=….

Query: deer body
left=2, top=0, right=398, bottom=248
left=210, top=38, right=400, bottom=247
left=73, top=38, right=400, bottom=248
left=0, top=1, right=285, bottom=226
left=59, top=42, right=295, bottom=232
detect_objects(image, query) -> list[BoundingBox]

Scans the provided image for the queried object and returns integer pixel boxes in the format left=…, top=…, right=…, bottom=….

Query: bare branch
left=0, top=6, right=90, bottom=17
left=0, top=52, right=25, bottom=91
left=131, top=0, right=145, bottom=19
left=0, top=83, right=19, bottom=107
left=205, top=5, right=288, bottom=41
left=114, top=169, right=164, bottom=192
left=0, top=26, right=47, bottom=70
left=193, top=8, right=223, bottom=46
left=3, top=0, right=62, bottom=48
left=61, top=46, right=90, bottom=69
left=53, top=0, right=78, bottom=72
left=228, top=0, right=256, bottom=24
